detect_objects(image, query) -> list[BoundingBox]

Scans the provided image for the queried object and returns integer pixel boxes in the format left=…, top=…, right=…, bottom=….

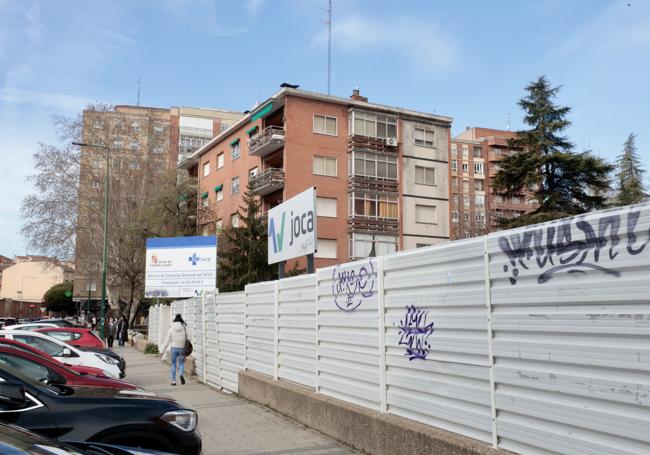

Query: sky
left=1, top=0, right=649, bottom=257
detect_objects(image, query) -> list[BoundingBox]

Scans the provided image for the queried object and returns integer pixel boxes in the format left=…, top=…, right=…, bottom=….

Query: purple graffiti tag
left=499, top=208, right=650, bottom=285
left=397, top=305, right=435, bottom=361
left=332, top=259, right=375, bottom=312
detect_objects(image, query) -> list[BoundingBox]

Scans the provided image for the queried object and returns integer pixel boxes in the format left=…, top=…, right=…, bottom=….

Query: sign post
left=145, top=236, right=217, bottom=299
left=267, top=187, right=317, bottom=272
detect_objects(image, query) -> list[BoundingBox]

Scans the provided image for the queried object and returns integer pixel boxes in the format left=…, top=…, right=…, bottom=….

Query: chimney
left=350, top=87, right=368, bottom=102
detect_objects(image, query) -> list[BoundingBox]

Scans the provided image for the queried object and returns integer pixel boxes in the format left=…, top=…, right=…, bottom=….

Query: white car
left=4, top=323, right=58, bottom=331
left=0, top=330, right=121, bottom=378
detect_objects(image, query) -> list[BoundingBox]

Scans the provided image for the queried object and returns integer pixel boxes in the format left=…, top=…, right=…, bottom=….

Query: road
left=116, top=345, right=357, bottom=455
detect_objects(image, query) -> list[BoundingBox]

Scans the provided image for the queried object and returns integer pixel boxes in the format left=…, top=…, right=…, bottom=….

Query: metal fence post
left=274, top=280, right=280, bottom=381
left=483, top=236, right=498, bottom=448
left=377, top=257, right=387, bottom=413
left=202, top=293, right=207, bottom=384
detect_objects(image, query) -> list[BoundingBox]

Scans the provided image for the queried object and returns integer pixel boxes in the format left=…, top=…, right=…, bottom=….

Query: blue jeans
left=170, top=347, right=185, bottom=382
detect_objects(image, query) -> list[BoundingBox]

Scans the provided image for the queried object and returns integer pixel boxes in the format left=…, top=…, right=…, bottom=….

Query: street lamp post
left=73, top=141, right=110, bottom=339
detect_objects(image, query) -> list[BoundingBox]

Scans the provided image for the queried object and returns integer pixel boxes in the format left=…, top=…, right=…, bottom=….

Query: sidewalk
left=115, top=346, right=357, bottom=455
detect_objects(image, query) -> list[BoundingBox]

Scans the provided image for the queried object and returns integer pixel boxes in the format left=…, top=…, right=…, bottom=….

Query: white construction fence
left=149, top=202, right=650, bottom=455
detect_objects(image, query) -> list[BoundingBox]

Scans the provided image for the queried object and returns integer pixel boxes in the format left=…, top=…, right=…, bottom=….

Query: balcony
left=249, top=167, right=285, bottom=196
left=248, top=126, right=285, bottom=157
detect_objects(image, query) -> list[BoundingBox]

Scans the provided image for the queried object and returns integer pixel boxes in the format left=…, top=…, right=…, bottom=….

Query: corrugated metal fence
left=148, top=203, right=650, bottom=455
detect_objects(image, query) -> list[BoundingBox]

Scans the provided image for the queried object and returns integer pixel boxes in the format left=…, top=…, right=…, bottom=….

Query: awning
left=230, top=138, right=240, bottom=146
left=251, top=102, right=273, bottom=121
left=214, top=184, right=223, bottom=192
left=246, top=125, right=259, bottom=136
left=201, top=191, right=208, bottom=198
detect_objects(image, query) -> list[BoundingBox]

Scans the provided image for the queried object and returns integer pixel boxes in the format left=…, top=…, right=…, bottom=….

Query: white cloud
left=0, top=87, right=93, bottom=112
left=314, top=15, right=460, bottom=75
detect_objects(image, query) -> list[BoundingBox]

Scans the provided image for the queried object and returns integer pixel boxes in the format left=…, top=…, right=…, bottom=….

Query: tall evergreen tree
left=218, top=185, right=277, bottom=292
left=614, top=133, right=646, bottom=205
left=493, top=76, right=613, bottom=227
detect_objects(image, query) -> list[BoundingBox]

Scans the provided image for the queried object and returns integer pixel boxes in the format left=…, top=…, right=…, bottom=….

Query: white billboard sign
left=145, top=236, right=217, bottom=298
left=268, top=187, right=317, bottom=264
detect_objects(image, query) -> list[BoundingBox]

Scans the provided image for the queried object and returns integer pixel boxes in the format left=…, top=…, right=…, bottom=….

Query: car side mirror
left=62, top=347, right=72, bottom=357
left=0, top=382, right=26, bottom=408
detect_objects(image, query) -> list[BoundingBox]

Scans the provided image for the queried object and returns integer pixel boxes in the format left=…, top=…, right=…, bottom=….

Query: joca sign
left=267, top=187, right=317, bottom=264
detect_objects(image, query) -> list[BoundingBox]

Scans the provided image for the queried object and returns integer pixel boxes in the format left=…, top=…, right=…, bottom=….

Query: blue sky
left=1, top=0, right=649, bottom=256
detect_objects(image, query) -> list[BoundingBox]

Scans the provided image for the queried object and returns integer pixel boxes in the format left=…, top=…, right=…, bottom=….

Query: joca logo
left=268, top=209, right=314, bottom=254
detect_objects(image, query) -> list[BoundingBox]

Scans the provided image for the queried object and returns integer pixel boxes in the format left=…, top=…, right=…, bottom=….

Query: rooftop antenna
left=507, top=113, right=511, bottom=131
left=321, top=0, right=332, bottom=95
left=136, top=77, right=141, bottom=106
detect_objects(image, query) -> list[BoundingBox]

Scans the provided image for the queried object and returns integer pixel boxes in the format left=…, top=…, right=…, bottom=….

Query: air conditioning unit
left=385, top=137, right=398, bottom=147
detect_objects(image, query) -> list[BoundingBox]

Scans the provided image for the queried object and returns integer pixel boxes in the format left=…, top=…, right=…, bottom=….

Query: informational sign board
left=145, top=236, right=217, bottom=298
left=267, top=187, right=317, bottom=264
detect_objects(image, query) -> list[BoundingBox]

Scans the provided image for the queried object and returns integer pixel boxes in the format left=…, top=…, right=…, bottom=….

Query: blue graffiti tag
left=397, top=305, right=435, bottom=361
left=332, top=259, right=375, bottom=312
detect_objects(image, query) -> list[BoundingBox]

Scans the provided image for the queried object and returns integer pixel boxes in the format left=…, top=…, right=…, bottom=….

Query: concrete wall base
left=239, top=371, right=510, bottom=455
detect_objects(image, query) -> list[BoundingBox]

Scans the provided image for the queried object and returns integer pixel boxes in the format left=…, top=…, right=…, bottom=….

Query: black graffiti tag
left=397, top=305, right=435, bottom=361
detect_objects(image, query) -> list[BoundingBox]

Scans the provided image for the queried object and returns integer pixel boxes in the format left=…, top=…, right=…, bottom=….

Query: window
left=220, top=123, right=229, bottom=132
left=231, top=176, right=240, bottom=195
left=113, top=139, right=123, bottom=149
left=512, top=196, right=522, bottom=204
left=131, top=121, right=140, bottom=131
left=462, top=162, right=469, bottom=173
left=415, top=204, right=437, bottom=224
left=249, top=167, right=258, bottom=180
left=152, top=145, right=163, bottom=155
left=203, top=162, right=210, bottom=177
left=474, top=162, right=484, bottom=174
left=201, top=193, right=209, bottom=207
left=528, top=198, right=538, bottom=205
left=111, top=158, right=120, bottom=170
left=414, top=126, right=434, bottom=147
left=474, top=180, right=484, bottom=191
left=492, top=148, right=501, bottom=156
left=416, top=243, right=431, bottom=248
left=313, top=114, right=338, bottom=136
left=313, top=156, right=337, bottom=177
left=217, top=153, right=224, bottom=169
left=475, top=194, right=485, bottom=206
left=216, top=219, right=223, bottom=231
left=230, top=213, right=240, bottom=228
left=315, top=239, right=337, bottom=259
left=128, top=161, right=140, bottom=170
left=350, top=192, right=398, bottom=219
left=415, top=166, right=435, bottom=186
left=351, top=111, right=397, bottom=139
left=451, top=160, right=457, bottom=171
left=473, top=147, right=482, bottom=158
left=317, top=197, right=337, bottom=217
left=129, top=142, right=140, bottom=151
left=463, top=213, right=470, bottom=222
left=216, top=187, right=223, bottom=201
left=349, top=151, right=397, bottom=180
left=91, top=180, right=100, bottom=189
left=349, top=233, right=397, bottom=259
left=0, top=352, right=51, bottom=380
left=231, top=140, right=240, bottom=160
left=93, top=120, right=102, bottom=129
left=496, top=195, right=504, bottom=203
left=476, top=212, right=486, bottom=224
left=12, top=335, right=64, bottom=357
left=451, top=143, right=457, bottom=156
left=462, top=145, right=469, bottom=158
left=452, top=210, right=459, bottom=222
left=463, top=195, right=470, bottom=207
left=153, top=125, right=164, bottom=134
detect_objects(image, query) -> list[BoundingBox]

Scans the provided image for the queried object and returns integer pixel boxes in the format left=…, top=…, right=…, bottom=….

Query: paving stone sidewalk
left=115, top=346, right=357, bottom=455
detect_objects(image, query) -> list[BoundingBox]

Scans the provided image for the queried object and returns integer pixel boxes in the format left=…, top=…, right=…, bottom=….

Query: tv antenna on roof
left=507, top=113, right=511, bottom=131
left=137, top=77, right=141, bottom=106
left=320, top=0, right=332, bottom=95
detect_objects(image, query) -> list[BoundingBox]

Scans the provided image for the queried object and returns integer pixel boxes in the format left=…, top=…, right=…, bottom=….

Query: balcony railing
left=249, top=167, right=285, bottom=196
left=248, top=126, right=285, bottom=157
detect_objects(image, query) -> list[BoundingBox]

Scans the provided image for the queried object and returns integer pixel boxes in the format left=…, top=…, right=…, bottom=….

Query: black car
left=0, top=421, right=176, bottom=454
left=79, top=347, right=126, bottom=376
left=0, top=365, right=201, bottom=454
left=0, top=317, right=18, bottom=329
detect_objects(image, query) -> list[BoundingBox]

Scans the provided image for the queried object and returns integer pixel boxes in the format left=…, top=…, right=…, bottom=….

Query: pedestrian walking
left=160, top=314, right=188, bottom=386
left=107, top=318, right=117, bottom=349
left=117, top=316, right=128, bottom=347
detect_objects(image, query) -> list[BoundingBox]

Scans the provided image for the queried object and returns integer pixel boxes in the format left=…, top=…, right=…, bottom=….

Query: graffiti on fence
left=332, top=259, right=376, bottom=312
left=499, top=208, right=650, bottom=285
left=397, top=305, right=435, bottom=360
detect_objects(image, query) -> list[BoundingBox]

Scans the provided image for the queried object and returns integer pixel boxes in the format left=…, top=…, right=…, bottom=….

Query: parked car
left=0, top=367, right=201, bottom=454
left=0, top=344, right=137, bottom=390
left=5, top=322, right=58, bottom=331
left=36, top=327, right=104, bottom=348
left=33, top=318, right=76, bottom=327
left=0, top=421, right=177, bottom=454
left=78, top=347, right=126, bottom=376
left=0, top=330, right=122, bottom=378
left=0, top=317, right=18, bottom=329
left=0, top=337, right=110, bottom=377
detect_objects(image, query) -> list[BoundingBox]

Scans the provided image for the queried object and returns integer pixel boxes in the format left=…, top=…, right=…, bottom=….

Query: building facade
left=450, top=127, right=537, bottom=239
left=180, top=87, right=452, bottom=270
left=73, top=105, right=242, bottom=302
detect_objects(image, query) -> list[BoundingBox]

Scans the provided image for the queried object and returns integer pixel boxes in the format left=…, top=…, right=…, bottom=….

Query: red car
left=0, top=344, right=138, bottom=389
left=0, top=337, right=107, bottom=377
left=35, top=327, right=104, bottom=348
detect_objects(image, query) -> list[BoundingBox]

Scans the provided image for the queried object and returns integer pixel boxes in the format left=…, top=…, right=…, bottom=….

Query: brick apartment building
left=73, top=105, right=242, bottom=303
left=179, top=86, right=452, bottom=269
left=450, top=127, right=537, bottom=239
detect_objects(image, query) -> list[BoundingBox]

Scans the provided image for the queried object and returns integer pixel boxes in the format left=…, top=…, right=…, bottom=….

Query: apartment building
left=450, top=127, right=537, bottom=239
left=180, top=86, right=452, bottom=269
left=73, top=105, right=241, bottom=302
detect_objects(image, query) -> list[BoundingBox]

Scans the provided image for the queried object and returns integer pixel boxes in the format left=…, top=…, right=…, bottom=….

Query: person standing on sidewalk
left=107, top=318, right=117, bottom=349
left=117, top=316, right=128, bottom=347
left=160, top=314, right=188, bottom=386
